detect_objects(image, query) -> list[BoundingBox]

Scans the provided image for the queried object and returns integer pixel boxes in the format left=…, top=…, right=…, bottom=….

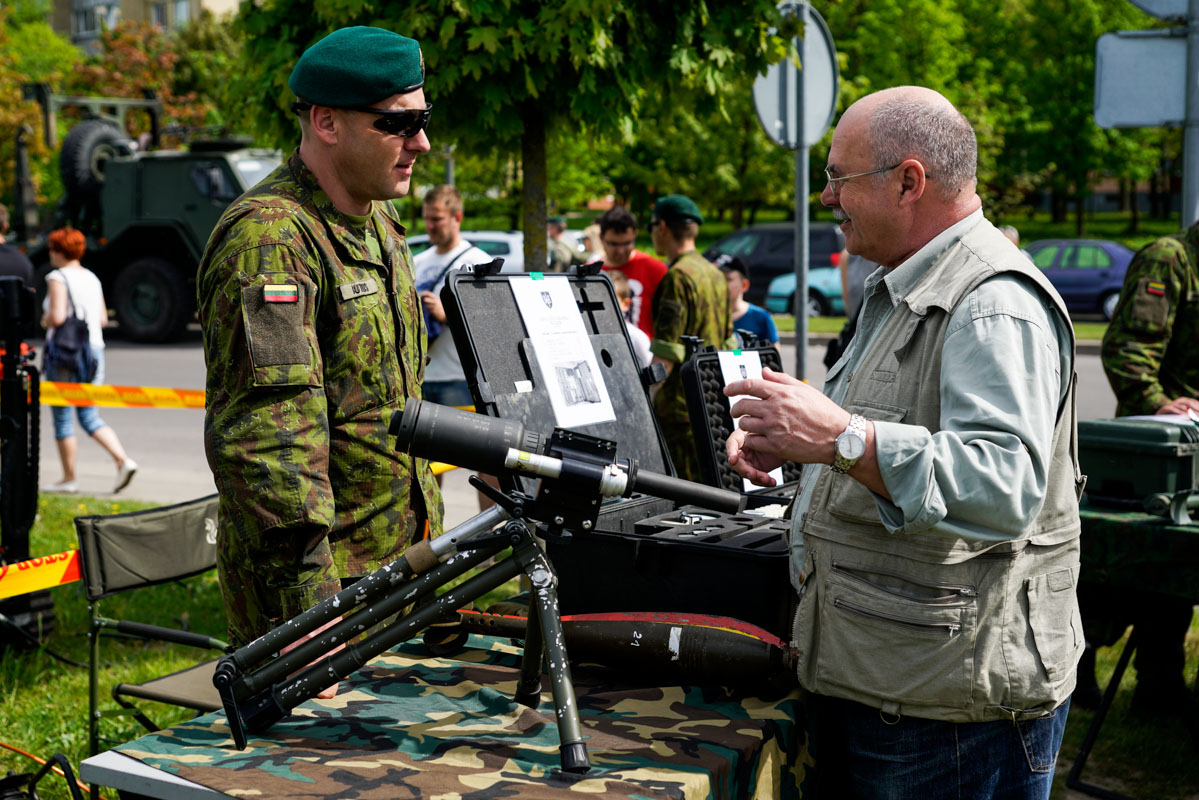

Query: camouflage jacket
left=650, top=249, right=732, bottom=424
left=1101, top=223, right=1199, bottom=416
left=197, top=150, right=443, bottom=646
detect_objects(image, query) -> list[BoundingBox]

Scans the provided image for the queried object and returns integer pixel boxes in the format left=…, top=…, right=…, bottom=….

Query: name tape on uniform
left=40, top=382, right=205, bottom=409
left=0, top=549, right=81, bottom=600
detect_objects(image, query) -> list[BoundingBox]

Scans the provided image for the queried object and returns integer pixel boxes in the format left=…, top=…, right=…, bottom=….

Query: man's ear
left=309, top=105, right=340, bottom=146
left=897, top=159, right=926, bottom=205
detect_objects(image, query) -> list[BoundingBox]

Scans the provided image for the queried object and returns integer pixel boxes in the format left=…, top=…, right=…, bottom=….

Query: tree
left=231, top=1, right=797, bottom=269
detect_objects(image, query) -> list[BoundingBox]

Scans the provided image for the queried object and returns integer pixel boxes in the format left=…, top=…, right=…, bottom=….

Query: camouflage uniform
left=1101, top=222, right=1199, bottom=416
left=1085, top=222, right=1199, bottom=711
left=650, top=250, right=732, bottom=481
left=198, top=151, right=443, bottom=646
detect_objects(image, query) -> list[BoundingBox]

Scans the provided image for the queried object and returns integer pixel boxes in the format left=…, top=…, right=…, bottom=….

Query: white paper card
left=508, top=275, right=616, bottom=428
left=719, top=349, right=785, bottom=491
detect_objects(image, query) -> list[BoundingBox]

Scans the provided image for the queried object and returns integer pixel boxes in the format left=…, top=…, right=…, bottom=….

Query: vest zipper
left=833, top=598, right=962, bottom=635
left=832, top=561, right=977, bottom=604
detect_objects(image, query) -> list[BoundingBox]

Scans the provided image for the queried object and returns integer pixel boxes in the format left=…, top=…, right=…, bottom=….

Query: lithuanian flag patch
left=1146, top=281, right=1166, bottom=296
left=264, top=284, right=300, bottom=303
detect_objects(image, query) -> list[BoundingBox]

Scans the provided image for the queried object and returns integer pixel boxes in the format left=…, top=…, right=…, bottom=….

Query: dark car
left=1025, top=239, right=1135, bottom=320
left=702, top=222, right=846, bottom=305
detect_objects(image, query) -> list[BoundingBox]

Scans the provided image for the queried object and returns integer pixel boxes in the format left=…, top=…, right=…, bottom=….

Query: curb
left=778, top=334, right=1102, bottom=357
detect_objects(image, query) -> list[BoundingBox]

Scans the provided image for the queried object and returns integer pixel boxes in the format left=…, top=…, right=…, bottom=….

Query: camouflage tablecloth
left=1080, top=506, right=1199, bottom=601
left=114, top=634, right=808, bottom=799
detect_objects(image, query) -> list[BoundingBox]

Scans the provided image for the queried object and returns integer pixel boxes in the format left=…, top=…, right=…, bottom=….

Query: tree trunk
left=731, top=201, right=744, bottom=229
left=1051, top=191, right=1067, bottom=224
left=521, top=101, right=549, bottom=272
left=1074, top=193, right=1085, bottom=237
left=1130, top=177, right=1141, bottom=234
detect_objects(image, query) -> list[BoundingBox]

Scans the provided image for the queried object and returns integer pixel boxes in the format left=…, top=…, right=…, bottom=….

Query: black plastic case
left=680, top=341, right=802, bottom=498
left=442, top=265, right=792, bottom=637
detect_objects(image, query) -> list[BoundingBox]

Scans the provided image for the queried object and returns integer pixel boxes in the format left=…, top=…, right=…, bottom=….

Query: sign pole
left=1185, top=0, right=1199, bottom=224
left=794, top=2, right=810, bottom=381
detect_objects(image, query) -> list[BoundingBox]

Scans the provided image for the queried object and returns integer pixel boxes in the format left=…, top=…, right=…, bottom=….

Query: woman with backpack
left=40, top=227, right=136, bottom=494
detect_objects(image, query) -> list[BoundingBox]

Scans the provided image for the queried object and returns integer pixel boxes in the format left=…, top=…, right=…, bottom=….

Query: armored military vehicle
left=14, top=85, right=281, bottom=342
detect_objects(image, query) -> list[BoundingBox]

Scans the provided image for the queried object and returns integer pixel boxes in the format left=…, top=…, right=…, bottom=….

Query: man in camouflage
left=1079, top=222, right=1199, bottom=718
left=648, top=194, right=732, bottom=481
left=197, top=27, right=443, bottom=668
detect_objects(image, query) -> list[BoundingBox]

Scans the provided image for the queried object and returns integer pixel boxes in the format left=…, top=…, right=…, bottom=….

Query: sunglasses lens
left=372, top=108, right=429, bottom=137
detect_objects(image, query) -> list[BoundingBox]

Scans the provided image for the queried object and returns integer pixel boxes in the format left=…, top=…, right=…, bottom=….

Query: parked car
left=1024, top=238, right=1135, bottom=320
left=702, top=222, right=846, bottom=304
left=763, top=268, right=845, bottom=317
left=407, top=230, right=525, bottom=272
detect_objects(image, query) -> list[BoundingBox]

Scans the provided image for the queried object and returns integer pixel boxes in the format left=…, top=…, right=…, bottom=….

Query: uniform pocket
left=1025, top=566, right=1082, bottom=682
left=815, top=562, right=978, bottom=708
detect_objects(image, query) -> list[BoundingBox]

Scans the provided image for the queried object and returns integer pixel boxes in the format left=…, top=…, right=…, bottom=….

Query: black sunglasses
left=291, top=101, right=432, bottom=138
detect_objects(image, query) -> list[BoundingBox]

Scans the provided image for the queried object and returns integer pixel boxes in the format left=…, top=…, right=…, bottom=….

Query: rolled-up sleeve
left=872, top=276, right=1067, bottom=542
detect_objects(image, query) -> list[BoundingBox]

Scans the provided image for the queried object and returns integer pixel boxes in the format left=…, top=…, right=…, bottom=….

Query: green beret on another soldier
left=196, top=26, right=443, bottom=693
left=647, top=194, right=733, bottom=482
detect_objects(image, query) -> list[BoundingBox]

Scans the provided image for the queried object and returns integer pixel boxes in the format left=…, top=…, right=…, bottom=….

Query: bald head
left=843, top=87, right=977, bottom=198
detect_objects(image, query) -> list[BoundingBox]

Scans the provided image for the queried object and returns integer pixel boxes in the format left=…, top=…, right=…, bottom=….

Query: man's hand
left=1157, top=396, right=1199, bottom=418
left=420, top=291, right=446, bottom=323
left=723, top=367, right=852, bottom=484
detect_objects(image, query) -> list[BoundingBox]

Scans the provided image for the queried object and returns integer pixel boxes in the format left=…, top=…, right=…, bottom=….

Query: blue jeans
left=49, top=345, right=107, bottom=439
left=807, top=694, right=1070, bottom=800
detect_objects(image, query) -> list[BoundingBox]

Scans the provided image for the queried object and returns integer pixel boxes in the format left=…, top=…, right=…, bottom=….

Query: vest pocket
left=815, top=565, right=978, bottom=708
left=1025, top=566, right=1082, bottom=682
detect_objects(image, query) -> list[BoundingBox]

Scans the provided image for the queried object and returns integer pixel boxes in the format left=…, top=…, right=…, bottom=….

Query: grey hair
left=867, top=96, right=977, bottom=195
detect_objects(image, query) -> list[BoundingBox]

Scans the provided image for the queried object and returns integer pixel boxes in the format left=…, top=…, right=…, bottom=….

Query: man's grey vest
left=794, top=217, right=1086, bottom=723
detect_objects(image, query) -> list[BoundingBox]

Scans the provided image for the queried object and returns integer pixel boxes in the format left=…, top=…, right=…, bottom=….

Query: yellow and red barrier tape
left=0, top=549, right=81, bottom=600
left=39, top=383, right=463, bottom=473
left=40, top=381, right=205, bottom=409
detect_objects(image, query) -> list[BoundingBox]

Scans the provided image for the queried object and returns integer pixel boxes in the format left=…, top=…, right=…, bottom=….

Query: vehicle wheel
left=808, top=291, right=830, bottom=318
left=1100, top=291, right=1120, bottom=321
left=113, top=258, right=193, bottom=342
left=59, top=121, right=128, bottom=197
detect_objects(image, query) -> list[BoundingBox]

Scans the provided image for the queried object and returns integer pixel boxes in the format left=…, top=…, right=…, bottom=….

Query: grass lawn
left=2, top=496, right=1195, bottom=799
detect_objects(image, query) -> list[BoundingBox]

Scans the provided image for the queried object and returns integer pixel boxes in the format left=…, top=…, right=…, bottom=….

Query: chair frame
left=75, top=494, right=230, bottom=759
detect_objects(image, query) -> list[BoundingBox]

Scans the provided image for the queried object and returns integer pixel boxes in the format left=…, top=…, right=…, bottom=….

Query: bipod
left=213, top=486, right=592, bottom=773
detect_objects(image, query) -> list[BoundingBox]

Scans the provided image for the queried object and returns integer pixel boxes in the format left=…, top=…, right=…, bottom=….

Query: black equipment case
left=1078, top=417, right=1199, bottom=521
left=442, top=264, right=793, bottom=638
left=680, top=339, right=802, bottom=499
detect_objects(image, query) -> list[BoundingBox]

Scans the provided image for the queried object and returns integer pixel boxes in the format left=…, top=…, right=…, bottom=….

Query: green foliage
left=6, top=21, right=80, bottom=84
left=172, top=10, right=245, bottom=130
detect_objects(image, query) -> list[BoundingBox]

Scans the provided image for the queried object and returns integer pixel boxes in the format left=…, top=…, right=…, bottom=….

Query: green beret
left=548, top=215, right=566, bottom=226
left=289, top=26, right=425, bottom=107
left=652, top=194, right=704, bottom=225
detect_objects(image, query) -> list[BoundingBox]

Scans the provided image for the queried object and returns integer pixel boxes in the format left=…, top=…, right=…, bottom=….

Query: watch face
left=837, top=431, right=866, bottom=460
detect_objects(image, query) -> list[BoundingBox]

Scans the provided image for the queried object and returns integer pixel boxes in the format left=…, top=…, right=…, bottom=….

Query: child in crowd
left=608, top=270, right=652, bottom=368
left=713, top=254, right=779, bottom=345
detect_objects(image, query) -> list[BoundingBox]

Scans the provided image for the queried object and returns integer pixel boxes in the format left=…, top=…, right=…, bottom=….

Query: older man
left=197, top=27, right=443, bottom=667
left=725, top=87, right=1082, bottom=798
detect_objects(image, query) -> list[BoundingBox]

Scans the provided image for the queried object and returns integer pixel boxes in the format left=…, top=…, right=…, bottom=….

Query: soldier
left=196, top=26, right=443, bottom=690
left=647, top=194, right=732, bottom=481
left=547, top=215, right=581, bottom=273
left=1080, top=223, right=1199, bottom=719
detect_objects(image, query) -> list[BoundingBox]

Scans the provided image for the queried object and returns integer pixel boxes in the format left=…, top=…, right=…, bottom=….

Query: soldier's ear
left=309, top=106, right=340, bottom=146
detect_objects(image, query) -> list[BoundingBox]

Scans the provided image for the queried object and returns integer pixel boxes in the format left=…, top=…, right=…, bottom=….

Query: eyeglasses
left=291, top=101, right=433, bottom=138
left=823, top=163, right=901, bottom=197
left=601, top=237, right=636, bottom=249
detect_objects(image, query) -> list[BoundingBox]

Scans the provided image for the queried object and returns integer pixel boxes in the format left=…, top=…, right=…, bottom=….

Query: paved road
left=33, top=329, right=1117, bottom=528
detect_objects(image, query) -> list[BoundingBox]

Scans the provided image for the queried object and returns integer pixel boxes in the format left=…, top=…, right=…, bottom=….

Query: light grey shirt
left=790, top=210, right=1073, bottom=587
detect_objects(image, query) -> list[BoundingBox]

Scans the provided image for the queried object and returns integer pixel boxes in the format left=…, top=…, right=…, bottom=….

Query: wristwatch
left=831, top=414, right=868, bottom=474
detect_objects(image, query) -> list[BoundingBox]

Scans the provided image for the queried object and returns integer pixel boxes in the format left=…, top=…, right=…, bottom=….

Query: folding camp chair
left=74, top=494, right=230, bottom=758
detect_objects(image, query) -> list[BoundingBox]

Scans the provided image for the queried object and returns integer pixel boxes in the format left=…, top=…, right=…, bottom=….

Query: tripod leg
left=515, top=595, right=544, bottom=708
left=523, top=548, right=590, bottom=774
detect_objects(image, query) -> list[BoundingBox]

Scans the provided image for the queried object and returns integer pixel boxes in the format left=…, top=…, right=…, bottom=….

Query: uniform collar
left=288, top=149, right=393, bottom=267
